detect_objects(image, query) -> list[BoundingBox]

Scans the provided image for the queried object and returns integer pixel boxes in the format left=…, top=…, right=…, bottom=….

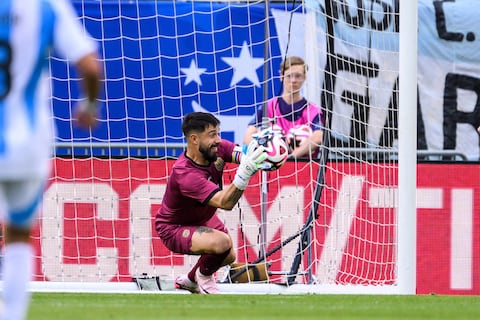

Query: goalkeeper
left=155, top=112, right=269, bottom=294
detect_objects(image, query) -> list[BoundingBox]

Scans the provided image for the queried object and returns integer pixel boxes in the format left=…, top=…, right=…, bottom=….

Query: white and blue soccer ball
left=254, top=128, right=289, bottom=171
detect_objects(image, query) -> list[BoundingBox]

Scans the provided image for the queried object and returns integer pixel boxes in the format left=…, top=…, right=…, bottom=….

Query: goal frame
left=29, top=0, right=417, bottom=295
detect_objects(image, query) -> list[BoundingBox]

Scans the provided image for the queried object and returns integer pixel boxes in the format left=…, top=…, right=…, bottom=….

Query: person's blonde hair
left=279, top=56, right=307, bottom=76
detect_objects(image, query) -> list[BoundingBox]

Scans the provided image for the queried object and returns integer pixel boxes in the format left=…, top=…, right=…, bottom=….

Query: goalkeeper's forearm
left=208, top=184, right=245, bottom=210
left=232, top=168, right=251, bottom=191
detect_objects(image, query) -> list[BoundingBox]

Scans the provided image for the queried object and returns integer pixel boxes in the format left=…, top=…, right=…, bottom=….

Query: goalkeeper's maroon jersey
left=155, top=139, right=236, bottom=226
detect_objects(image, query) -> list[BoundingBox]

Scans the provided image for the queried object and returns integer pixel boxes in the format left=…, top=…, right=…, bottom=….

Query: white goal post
left=31, top=0, right=417, bottom=294
left=397, top=0, right=417, bottom=295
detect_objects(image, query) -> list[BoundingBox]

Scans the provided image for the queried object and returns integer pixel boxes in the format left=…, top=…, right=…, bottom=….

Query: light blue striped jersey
left=0, top=0, right=96, bottom=179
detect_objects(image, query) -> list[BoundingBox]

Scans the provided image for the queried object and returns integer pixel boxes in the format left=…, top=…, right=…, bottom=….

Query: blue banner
left=53, top=1, right=480, bottom=160
left=52, top=1, right=297, bottom=155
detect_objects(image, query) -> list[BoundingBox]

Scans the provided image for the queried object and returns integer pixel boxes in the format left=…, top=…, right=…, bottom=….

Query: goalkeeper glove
left=233, top=140, right=269, bottom=190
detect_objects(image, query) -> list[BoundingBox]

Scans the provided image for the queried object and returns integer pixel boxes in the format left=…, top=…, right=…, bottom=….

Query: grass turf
left=27, top=293, right=480, bottom=319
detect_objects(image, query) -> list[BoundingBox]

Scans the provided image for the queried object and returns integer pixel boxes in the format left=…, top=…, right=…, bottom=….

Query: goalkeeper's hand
left=233, top=140, right=270, bottom=190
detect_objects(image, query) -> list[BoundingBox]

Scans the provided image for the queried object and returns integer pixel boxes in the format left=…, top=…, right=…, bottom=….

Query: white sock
left=1, top=243, right=33, bottom=320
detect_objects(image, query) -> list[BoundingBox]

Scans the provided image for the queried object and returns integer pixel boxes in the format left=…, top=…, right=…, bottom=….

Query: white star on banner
left=222, top=41, right=264, bottom=87
left=180, top=59, right=206, bottom=86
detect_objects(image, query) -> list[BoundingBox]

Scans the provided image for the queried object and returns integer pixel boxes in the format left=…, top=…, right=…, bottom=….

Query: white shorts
left=0, top=179, right=44, bottom=228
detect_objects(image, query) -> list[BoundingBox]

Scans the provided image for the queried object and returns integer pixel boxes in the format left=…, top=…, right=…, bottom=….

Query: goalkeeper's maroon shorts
left=156, top=214, right=228, bottom=254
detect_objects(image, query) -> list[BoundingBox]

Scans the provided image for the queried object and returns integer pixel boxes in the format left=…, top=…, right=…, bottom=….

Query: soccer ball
left=286, top=124, right=312, bottom=149
left=255, top=129, right=289, bottom=171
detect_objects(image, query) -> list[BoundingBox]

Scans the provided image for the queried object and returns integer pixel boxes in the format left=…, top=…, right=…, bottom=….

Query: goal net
left=33, top=0, right=416, bottom=294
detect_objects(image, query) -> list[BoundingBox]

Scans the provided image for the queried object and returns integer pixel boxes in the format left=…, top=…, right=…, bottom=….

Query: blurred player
left=243, top=56, right=323, bottom=159
left=0, top=1, right=102, bottom=319
left=155, top=112, right=268, bottom=294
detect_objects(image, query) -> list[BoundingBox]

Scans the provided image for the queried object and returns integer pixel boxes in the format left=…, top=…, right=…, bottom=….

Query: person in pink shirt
left=244, top=56, right=323, bottom=159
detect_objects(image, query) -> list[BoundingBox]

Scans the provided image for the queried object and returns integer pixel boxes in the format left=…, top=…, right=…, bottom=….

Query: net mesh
left=33, top=0, right=403, bottom=290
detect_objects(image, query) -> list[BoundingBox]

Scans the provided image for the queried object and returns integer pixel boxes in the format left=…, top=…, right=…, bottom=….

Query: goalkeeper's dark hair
left=182, top=112, right=220, bottom=136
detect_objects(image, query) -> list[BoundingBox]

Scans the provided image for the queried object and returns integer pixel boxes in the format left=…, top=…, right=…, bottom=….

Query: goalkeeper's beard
left=199, top=143, right=219, bottom=163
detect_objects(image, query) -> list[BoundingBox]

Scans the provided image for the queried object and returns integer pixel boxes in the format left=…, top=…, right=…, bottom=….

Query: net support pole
left=258, top=0, right=271, bottom=259
left=397, top=0, right=417, bottom=294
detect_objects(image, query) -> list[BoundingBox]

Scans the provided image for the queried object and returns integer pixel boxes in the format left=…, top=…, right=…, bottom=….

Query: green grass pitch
left=27, top=293, right=479, bottom=319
